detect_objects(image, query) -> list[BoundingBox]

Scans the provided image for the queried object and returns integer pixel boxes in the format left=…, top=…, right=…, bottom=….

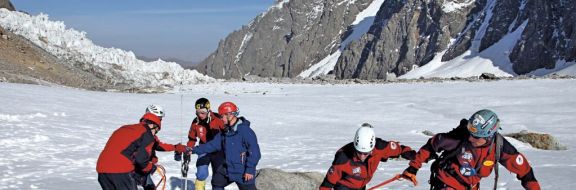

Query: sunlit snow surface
left=1, top=79, right=575, bottom=189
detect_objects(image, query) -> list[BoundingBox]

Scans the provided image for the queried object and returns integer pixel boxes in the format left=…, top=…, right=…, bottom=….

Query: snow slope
left=0, top=9, right=214, bottom=88
left=298, top=0, right=386, bottom=78
left=1, top=79, right=575, bottom=189
left=400, top=1, right=519, bottom=80
left=302, top=0, right=576, bottom=80
left=401, top=4, right=576, bottom=79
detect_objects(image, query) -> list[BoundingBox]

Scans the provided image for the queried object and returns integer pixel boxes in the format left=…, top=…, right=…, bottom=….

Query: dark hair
left=142, top=119, right=158, bottom=128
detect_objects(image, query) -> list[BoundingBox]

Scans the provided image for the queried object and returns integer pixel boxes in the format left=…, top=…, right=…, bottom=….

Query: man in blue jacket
left=189, top=101, right=261, bottom=190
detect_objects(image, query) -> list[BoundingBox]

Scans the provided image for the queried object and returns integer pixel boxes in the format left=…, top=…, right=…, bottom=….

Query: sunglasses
left=150, top=124, right=161, bottom=131
left=196, top=110, right=209, bottom=115
left=357, top=151, right=371, bottom=156
left=469, top=135, right=492, bottom=141
left=219, top=112, right=237, bottom=118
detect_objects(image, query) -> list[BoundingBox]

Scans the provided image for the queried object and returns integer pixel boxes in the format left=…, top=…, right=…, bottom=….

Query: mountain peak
left=199, top=0, right=576, bottom=79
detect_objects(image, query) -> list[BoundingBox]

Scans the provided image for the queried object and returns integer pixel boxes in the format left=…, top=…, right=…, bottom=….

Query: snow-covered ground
left=1, top=79, right=575, bottom=189
left=0, top=9, right=213, bottom=88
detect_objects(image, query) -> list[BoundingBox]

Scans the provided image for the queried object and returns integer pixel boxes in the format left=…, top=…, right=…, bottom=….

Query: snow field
left=1, top=79, right=575, bottom=189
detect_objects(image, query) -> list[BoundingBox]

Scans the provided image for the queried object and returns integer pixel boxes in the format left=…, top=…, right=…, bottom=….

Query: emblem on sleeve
left=516, top=155, right=524, bottom=165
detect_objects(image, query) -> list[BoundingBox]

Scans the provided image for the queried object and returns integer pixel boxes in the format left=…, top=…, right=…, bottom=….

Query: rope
left=368, top=174, right=401, bottom=190
left=155, top=165, right=167, bottom=190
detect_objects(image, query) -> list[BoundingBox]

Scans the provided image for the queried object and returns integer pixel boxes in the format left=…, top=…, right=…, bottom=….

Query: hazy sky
left=11, top=0, right=275, bottom=63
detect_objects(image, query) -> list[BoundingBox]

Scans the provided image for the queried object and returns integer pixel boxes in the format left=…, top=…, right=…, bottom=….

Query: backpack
left=431, top=119, right=503, bottom=190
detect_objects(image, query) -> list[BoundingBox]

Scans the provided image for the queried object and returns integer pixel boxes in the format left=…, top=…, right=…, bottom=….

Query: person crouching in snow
left=187, top=102, right=261, bottom=190
left=135, top=105, right=188, bottom=190
left=400, top=109, right=541, bottom=190
left=185, top=98, right=225, bottom=190
left=96, top=113, right=165, bottom=190
left=320, top=123, right=416, bottom=190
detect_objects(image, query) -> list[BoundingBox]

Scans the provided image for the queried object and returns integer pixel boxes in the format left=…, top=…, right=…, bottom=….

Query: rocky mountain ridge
left=201, top=0, right=576, bottom=79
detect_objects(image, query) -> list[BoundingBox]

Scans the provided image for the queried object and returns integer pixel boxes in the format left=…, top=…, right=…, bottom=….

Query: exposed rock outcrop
left=336, top=0, right=576, bottom=79
left=0, top=0, right=15, bottom=11
left=256, top=168, right=324, bottom=190
left=505, top=130, right=567, bottom=150
left=202, top=0, right=576, bottom=80
left=198, top=0, right=374, bottom=79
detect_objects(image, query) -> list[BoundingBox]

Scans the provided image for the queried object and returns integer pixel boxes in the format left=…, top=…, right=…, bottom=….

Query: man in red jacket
left=137, top=105, right=187, bottom=190
left=186, top=98, right=225, bottom=190
left=320, top=123, right=416, bottom=190
left=96, top=113, right=163, bottom=190
left=401, top=109, right=541, bottom=190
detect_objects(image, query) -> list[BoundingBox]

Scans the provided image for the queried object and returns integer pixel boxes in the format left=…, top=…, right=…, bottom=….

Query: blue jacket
left=192, top=117, right=261, bottom=184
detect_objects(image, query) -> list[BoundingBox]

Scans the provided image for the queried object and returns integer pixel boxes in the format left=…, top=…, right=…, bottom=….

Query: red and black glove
left=174, top=143, right=187, bottom=153
left=401, top=166, right=418, bottom=186
left=401, top=149, right=417, bottom=160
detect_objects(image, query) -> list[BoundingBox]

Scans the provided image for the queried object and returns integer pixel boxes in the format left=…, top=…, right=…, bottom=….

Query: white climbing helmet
left=353, top=123, right=376, bottom=153
left=145, top=105, right=165, bottom=119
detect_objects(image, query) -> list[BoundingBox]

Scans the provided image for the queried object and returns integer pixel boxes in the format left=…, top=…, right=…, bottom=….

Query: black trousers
left=211, top=165, right=256, bottom=190
left=196, top=151, right=225, bottom=168
left=98, top=173, right=137, bottom=190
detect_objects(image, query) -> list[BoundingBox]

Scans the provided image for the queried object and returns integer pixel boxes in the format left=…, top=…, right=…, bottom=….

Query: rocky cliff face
left=199, top=0, right=576, bottom=79
left=336, top=0, right=576, bottom=79
left=509, top=0, right=576, bottom=74
left=197, top=0, right=374, bottom=79
left=0, top=0, right=15, bottom=11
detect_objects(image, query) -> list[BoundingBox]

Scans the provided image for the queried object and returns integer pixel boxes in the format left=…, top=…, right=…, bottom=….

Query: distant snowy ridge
left=0, top=9, right=214, bottom=89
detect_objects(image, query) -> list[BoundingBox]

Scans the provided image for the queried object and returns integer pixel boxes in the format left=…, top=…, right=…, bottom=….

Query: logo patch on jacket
left=483, top=160, right=494, bottom=167
left=459, top=162, right=477, bottom=177
left=516, top=155, right=524, bottom=165
left=352, top=167, right=361, bottom=175
left=461, top=151, right=473, bottom=161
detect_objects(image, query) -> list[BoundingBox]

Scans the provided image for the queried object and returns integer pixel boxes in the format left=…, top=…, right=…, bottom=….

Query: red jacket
left=320, top=138, right=415, bottom=190
left=409, top=131, right=540, bottom=190
left=187, top=112, right=224, bottom=147
left=96, top=123, right=155, bottom=174
left=150, top=136, right=176, bottom=164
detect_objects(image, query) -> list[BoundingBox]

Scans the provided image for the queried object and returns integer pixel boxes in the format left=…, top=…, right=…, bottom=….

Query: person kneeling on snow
left=400, top=109, right=541, bottom=190
left=96, top=113, right=164, bottom=190
left=320, top=123, right=416, bottom=190
left=136, top=105, right=188, bottom=190
left=187, top=102, right=261, bottom=190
